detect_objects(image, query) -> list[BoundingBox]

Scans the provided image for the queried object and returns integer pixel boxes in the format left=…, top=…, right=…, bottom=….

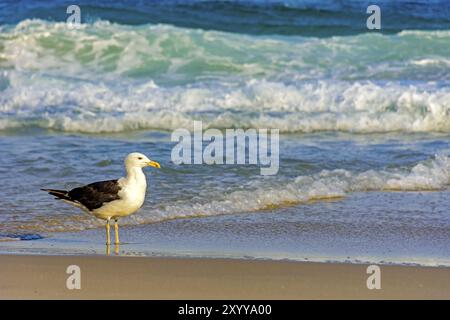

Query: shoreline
left=1, top=254, right=449, bottom=299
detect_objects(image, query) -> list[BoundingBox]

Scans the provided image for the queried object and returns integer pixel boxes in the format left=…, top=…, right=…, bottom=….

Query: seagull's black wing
left=68, top=180, right=122, bottom=211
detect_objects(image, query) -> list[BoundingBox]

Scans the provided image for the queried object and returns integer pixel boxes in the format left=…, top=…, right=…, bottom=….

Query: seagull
left=42, top=152, right=160, bottom=245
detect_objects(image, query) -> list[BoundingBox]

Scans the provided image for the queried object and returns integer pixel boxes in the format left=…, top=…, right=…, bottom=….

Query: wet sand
left=1, top=254, right=449, bottom=299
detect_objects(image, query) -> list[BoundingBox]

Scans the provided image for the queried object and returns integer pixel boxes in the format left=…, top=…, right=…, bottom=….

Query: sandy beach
left=1, top=254, right=449, bottom=299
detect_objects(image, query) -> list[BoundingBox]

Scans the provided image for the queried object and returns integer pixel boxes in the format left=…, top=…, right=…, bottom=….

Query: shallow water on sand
left=1, top=191, right=449, bottom=267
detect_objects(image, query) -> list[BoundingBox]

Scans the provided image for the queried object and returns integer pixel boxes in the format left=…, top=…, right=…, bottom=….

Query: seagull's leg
left=114, top=219, right=120, bottom=245
left=106, top=218, right=111, bottom=246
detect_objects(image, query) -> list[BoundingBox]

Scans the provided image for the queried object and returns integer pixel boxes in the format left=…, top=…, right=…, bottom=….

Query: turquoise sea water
left=0, top=1, right=449, bottom=265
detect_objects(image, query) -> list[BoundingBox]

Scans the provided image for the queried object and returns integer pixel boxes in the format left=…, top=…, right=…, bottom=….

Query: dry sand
left=1, top=254, right=449, bottom=299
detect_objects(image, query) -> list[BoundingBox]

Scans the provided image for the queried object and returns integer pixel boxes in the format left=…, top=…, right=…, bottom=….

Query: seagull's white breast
left=92, top=169, right=147, bottom=220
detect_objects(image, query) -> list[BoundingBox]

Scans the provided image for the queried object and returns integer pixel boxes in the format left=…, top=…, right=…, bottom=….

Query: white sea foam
left=410, top=58, right=450, bottom=67
left=137, top=153, right=450, bottom=221
left=1, top=71, right=449, bottom=133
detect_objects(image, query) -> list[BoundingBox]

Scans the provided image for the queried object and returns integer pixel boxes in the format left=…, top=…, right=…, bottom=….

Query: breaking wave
left=0, top=71, right=449, bottom=133
left=1, top=20, right=449, bottom=134
left=1, top=20, right=450, bottom=81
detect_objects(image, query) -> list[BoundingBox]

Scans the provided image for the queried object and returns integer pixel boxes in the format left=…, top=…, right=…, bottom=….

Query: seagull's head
left=125, top=152, right=161, bottom=169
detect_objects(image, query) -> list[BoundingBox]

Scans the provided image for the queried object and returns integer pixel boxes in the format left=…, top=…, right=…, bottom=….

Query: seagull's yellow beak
left=146, top=160, right=161, bottom=168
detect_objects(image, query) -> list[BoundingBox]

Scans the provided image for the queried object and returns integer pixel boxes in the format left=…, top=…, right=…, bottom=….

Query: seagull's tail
left=41, top=188, right=71, bottom=201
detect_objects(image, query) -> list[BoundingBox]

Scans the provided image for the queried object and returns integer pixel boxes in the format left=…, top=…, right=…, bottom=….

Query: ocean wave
left=7, top=154, right=450, bottom=233
left=1, top=72, right=449, bottom=133
left=1, top=20, right=449, bottom=135
left=1, top=19, right=450, bottom=82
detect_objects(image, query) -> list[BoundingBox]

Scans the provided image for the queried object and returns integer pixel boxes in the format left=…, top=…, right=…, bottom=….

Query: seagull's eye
left=138, top=157, right=143, bottom=160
